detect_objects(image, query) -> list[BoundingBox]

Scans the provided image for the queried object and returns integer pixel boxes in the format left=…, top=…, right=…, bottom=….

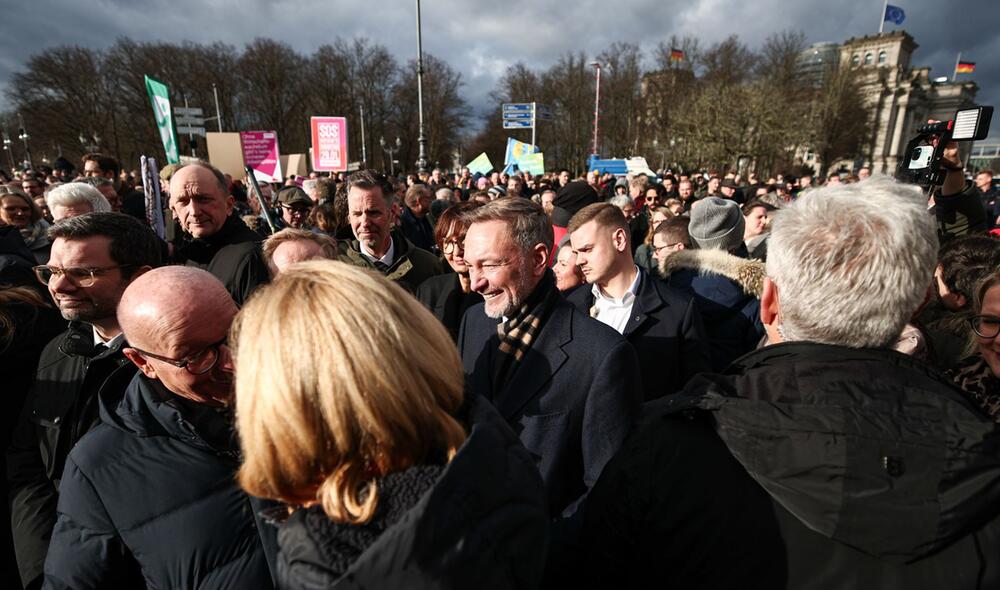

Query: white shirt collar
left=92, top=326, right=123, bottom=349
left=591, top=266, right=642, bottom=305
left=359, top=236, right=395, bottom=267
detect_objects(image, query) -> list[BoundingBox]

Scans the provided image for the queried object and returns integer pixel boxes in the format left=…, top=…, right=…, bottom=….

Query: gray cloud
left=2, top=0, right=998, bottom=137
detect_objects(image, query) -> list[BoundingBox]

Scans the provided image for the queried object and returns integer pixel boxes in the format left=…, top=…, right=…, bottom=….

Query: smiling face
left=46, top=236, right=129, bottom=324
left=1, top=194, right=33, bottom=227
left=169, top=165, right=234, bottom=238
left=464, top=220, right=541, bottom=319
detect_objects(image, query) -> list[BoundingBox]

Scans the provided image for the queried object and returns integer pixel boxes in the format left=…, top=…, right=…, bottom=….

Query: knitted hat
left=615, top=176, right=628, bottom=188
left=688, top=197, right=745, bottom=251
left=487, top=185, right=507, bottom=198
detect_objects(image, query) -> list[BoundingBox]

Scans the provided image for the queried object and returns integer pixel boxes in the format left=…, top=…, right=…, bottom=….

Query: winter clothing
left=399, top=206, right=436, bottom=252
left=565, top=268, right=711, bottom=400
left=341, top=230, right=443, bottom=294
left=43, top=374, right=276, bottom=589
left=19, top=220, right=51, bottom=264
left=660, top=248, right=765, bottom=371
left=933, top=181, right=988, bottom=244
left=584, top=342, right=1000, bottom=589
left=7, top=323, right=135, bottom=589
left=688, top=197, right=745, bottom=252
left=950, top=354, right=1000, bottom=421
left=415, top=273, right=483, bottom=342
left=171, top=214, right=269, bottom=306
left=552, top=181, right=599, bottom=217
left=633, top=242, right=659, bottom=277
left=272, top=394, right=549, bottom=590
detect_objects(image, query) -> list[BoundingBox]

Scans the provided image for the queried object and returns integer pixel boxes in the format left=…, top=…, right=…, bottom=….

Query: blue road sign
left=503, top=103, right=533, bottom=112
left=503, top=120, right=534, bottom=129
left=502, top=112, right=534, bottom=120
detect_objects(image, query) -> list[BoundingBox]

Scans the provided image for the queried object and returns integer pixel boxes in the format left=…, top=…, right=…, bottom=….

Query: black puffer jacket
left=274, top=394, right=549, bottom=590
left=584, top=342, right=1000, bottom=589
left=172, top=214, right=269, bottom=306
left=42, top=374, right=276, bottom=589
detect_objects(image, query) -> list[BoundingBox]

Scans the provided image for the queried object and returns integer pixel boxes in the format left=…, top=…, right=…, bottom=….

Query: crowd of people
left=1, top=144, right=999, bottom=589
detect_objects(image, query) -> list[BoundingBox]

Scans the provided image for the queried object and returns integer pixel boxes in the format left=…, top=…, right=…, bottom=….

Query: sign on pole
left=239, top=131, right=283, bottom=183
left=310, top=116, right=348, bottom=172
left=144, top=76, right=180, bottom=164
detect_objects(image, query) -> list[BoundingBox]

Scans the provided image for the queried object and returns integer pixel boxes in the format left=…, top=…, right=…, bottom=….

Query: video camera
left=895, top=106, right=993, bottom=188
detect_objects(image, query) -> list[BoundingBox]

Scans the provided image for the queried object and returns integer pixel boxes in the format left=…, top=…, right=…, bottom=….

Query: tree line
left=3, top=32, right=871, bottom=178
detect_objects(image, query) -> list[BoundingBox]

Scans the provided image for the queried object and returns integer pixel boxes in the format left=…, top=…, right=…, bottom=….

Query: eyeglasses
left=130, top=338, right=228, bottom=375
left=652, top=243, right=684, bottom=254
left=442, top=238, right=465, bottom=254
left=33, top=265, right=132, bottom=288
left=281, top=204, right=311, bottom=214
left=969, top=315, right=1000, bottom=339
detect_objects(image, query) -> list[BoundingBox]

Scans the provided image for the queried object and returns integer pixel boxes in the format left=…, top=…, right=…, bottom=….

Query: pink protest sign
left=239, top=131, right=283, bottom=182
left=311, top=117, right=348, bottom=172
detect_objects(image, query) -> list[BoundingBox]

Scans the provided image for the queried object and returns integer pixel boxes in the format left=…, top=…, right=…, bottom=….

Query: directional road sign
left=176, top=126, right=206, bottom=136
left=503, top=120, right=533, bottom=129
left=174, top=107, right=204, bottom=117
left=503, top=103, right=533, bottom=112
left=502, top=112, right=534, bottom=120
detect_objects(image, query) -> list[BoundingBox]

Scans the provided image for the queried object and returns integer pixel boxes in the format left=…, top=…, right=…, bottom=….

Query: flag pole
left=952, top=52, right=961, bottom=82
left=878, top=0, right=888, bottom=33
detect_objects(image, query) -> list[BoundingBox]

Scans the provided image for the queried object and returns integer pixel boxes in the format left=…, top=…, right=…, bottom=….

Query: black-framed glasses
left=442, top=237, right=466, bottom=254
left=281, top=204, right=311, bottom=214
left=969, top=315, right=1000, bottom=339
left=130, top=338, right=228, bottom=375
left=33, top=264, right=132, bottom=288
left=652, top=243, right=683, bottom=254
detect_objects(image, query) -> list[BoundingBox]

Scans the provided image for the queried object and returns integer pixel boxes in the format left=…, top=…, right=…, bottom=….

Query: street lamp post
left=17, top=113, right=32, bottom=169
left=2, top=130, right=15, bottom=171
left=380, top=136, right=402, bottom=177
left=590, top=62, right=603, bottom=157
left=414, top=0, right=428, bottom=174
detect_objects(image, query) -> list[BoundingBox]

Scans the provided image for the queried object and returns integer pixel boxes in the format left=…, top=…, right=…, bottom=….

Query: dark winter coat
left=660, top=248, right=765, bottom=371
left=341, top=230, right=443, bottom=294
left=565, top=269, right=711, bottom=400
left=414, top=272, right=483, bottom=342
left=934, top=180, right=989, bottom=244
left=172, top=214, right=269, bottom=306
left=42, top=374, right=276, bottom=590
left=273, top=395, right=549, bottom=590
left=399, top=206, right=436, bottom=253
left=584, top=342, right=1000, bottom=589
left=7, top=323, right=135, bottom=589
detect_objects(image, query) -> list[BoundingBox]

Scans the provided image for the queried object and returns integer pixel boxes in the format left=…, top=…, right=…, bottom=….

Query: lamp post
left=590, top=62, right=604, bottom=157
left=380, top=136, right=402, bottom=177
left=414, top=0, right=428, bottom=174
left=17, top=113, right=32, bottom=169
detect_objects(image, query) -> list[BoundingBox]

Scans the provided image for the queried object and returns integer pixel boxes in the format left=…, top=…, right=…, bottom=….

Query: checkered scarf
left=493, top=270, right=560, bottom=391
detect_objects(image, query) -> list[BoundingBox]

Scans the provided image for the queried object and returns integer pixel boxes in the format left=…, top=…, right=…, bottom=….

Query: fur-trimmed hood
left=660, top=249, right=765, bottom=297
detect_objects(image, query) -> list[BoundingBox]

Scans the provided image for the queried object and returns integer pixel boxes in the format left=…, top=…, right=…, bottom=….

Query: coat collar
left=660, top=248, right=765, bottom=297
left=575, top=268, right=668, bottom=337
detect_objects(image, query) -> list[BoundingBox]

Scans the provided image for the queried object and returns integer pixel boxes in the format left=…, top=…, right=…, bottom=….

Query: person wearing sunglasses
left=43, top=266, right=276, bottom=589
left=950, top=268, right=1000, bottom=421
left=8, top=212, right=160, bottom=590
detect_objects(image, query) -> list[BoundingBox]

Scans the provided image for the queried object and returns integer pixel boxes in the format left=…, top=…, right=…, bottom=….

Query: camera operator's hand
left=927, top=119, right=965, bottom=195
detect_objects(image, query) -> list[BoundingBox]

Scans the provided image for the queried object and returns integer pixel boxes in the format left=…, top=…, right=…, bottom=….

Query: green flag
left=144, top=75, right=180, bottom=164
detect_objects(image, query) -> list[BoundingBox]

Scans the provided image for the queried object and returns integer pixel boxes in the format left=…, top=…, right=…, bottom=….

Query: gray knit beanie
left=688, top=197, right=745, bottom=251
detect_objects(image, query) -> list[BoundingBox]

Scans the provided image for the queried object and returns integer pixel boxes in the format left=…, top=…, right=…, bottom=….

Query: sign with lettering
left=239, top=131, right=283, bottom=183
left=310, top=116, right=348, bottom=172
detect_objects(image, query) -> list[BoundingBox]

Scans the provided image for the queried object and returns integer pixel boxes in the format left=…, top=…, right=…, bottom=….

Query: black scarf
left=493, top=270, right=560, bottom=391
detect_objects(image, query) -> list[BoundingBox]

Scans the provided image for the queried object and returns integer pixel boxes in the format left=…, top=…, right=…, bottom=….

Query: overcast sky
left=2, top=0, right=998, bottom=139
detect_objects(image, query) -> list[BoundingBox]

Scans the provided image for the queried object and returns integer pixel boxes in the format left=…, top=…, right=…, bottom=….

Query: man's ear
left=123, top=348, right=157, bottom=379
left=612, top=227, right=629, bottom=253
left=531, top=243, right=550, bottom=278
left=225, top=195, right=235, bottom=216
left=761, top=277, right=780, bottom=327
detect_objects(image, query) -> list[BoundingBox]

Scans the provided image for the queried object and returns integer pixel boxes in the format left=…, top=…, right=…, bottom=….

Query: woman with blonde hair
left=233, top=261, right=547, bottom=589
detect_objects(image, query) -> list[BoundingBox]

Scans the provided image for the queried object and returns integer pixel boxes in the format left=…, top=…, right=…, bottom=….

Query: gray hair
left=462, top=197, right=553, bottom=254
left=435, top=187, right=455, bottom=201
left=607, top=195, right=632, bottom=210
left=47, top=183, right=112, bottom=213
left=765, top=175, right=937, bottom=349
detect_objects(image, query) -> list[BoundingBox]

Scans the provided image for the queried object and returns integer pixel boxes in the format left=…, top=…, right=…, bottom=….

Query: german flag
left=956, top=61, right=976, bottom=74
left=670, top=48, right=685, bottom=63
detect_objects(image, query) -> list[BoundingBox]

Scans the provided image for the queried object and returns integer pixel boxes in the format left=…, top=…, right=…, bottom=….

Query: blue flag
left=884, top=4, right=905, bottom=25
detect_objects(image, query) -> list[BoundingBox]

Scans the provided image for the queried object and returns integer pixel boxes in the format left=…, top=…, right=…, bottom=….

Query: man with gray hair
left=45, top=183, right=112, bottom=222
left=583, top=177, right=1000, bottom=588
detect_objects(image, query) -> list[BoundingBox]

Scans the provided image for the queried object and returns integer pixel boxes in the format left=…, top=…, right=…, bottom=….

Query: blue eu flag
left=884, top=4, right=905, bottom=25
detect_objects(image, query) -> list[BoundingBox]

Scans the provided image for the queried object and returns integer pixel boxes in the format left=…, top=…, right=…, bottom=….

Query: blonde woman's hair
left=232, top=260, right=467, bottom=524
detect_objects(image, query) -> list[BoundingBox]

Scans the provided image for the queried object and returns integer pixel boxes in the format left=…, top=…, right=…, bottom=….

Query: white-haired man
left=583, top=177, right=1000, bottom=588
left=45, top=183, right=112, bottom=222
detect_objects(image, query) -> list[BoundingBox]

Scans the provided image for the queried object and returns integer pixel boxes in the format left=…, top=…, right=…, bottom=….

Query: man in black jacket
left=339, top=170, right=441, bottom=293
left=169, top=162, right=269, bottom=305
left=565, top=203, right=710, bottom=400
left=583, top=177, right=1000, bottom=589
left=43, top=266, right=276, bottom=589
left=399, top=183, right=435, bottom=252
left=7, top=213, right=160, bottom=590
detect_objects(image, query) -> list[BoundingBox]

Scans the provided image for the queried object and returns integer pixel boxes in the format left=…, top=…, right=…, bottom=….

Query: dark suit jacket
left=458, top=298, right=642, bottom=518
left=566, top=269, right=711, bottom=401
left=415, top=273, right=483, bottom=342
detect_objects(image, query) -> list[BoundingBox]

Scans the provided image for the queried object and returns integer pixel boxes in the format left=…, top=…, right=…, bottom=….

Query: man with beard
left=7, top=213, right=160, bottom=590
left=43, top=266, right=276, bottom=589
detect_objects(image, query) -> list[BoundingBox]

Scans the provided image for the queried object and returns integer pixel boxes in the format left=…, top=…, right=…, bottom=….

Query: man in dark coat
left=458, top=198, right=642, bottom=520
left=339, top=170, right=441, bottom=293
left=7, top=213, right=160, bottom=590
left=168, top=162, right=269, bottom=306
left=43, top=266, right=276, bottom=589
left=565, top=203, right=710, bottom=400
left=583, top=177, right=1000, bottom=589
left=399, top=184, right=436, bottom=252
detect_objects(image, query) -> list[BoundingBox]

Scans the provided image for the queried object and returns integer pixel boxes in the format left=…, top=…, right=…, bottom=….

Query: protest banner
left=504, top=137, right=539, bottom=165
left=519, top=152, right=545, bottom=176
left=205, top=132, right=245, bottom=179
left=311, top=117, right=348, bottom=172
left=144, top=76, right=180, bottom=165
left=240, top=131, right=283, bottom=182
left=467, top=152, right=493, bottom=175
left=140, top=155, right=166, bottom=239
